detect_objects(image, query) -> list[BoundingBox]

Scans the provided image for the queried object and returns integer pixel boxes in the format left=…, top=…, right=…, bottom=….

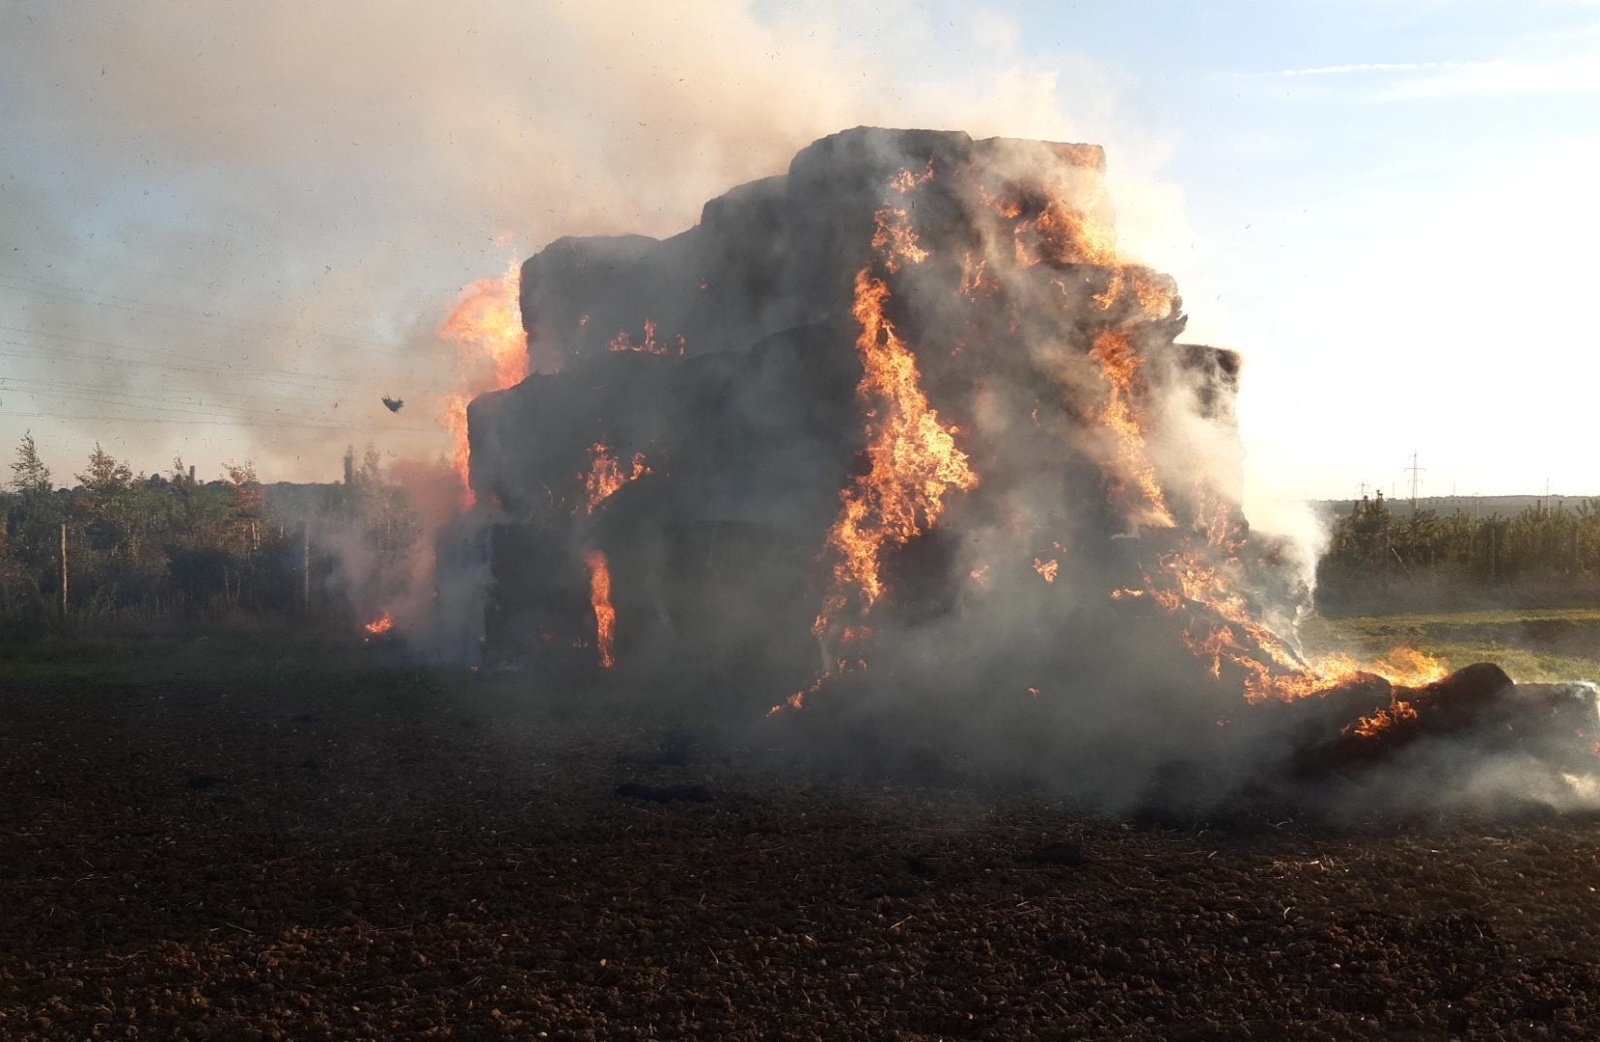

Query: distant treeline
left=1316, top=493, right=1600, bottom=614
left=0, top=433, right=422, bottom=637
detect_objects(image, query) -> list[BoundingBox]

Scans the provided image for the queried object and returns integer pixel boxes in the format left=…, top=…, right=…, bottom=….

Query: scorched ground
left=2, top=660, right=1599, bottom=1040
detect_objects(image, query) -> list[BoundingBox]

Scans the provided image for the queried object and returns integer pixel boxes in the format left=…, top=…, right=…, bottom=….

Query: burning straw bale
left=462, top=127, right=1599, bottom=816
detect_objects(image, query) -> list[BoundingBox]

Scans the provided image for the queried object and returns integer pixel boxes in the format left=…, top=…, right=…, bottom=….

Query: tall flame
left=583, top=548, right=616, bottom=669
left=438, top=257, right=530, bottom=509
left=814, top=267, right=978, bottom=638
left=1089, top=330, right=1176, bottom=529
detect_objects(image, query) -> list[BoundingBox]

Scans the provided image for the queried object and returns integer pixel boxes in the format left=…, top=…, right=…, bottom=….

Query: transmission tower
left=1404, top=451, right=1426, bottom=515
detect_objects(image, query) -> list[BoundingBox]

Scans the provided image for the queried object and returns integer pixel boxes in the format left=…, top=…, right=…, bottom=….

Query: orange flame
left=769, top=659, right=866, bottom=716
left=438, top=258, right=530, bottom=509
left=960, top=252, right=1001, bottom=302
left=815, top=267, right=978, bottom=636
left=890, top=159, right=934, bottom=194
left=608, top=319, right=673, bottom=355
left=584, top=442, right=650, bottom=513
left=1009, top=200, right=1118, bottom=269
left=1129, top=270, right=1177, bottom=319
left=583, top=548, right=616, bottom=669
left=872, top=209, right=929, bottom=273
left=363, top=613, right=394, bottom=636
left=1033, top=558, right=1060, bottom=584
left=1091, top=269, right=1124, bottom=311
left=1347, top=699, right=1420, bottom=739
left=1089, top=330, right=1175, bottom=529
left=1142, top=547, right=1451, bottom=702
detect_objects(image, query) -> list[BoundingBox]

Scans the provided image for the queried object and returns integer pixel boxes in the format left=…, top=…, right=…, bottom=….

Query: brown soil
left=3, top=682, right=1599, bottom=1040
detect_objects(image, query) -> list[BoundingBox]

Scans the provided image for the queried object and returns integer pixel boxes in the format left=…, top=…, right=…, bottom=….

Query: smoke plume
left=0, top=2, right=1200, bottom=486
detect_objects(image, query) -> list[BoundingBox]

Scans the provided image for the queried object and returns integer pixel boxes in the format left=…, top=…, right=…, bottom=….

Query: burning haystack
left=464, top=127, right=1597, bottom=815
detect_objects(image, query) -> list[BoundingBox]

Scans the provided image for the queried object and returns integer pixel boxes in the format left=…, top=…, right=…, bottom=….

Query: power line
left=0, top=340, right=368, bottom=393
left=0, top=372, right=345, bottom=410
left=0, top=322, right=364, bottom=384
left=0, top=362, right=355, bottom=413
left=0, top=410, right=438, bottom=434
left=4, top=385, right=352, bottom=427
left=0, top=272, right=406, bottom=356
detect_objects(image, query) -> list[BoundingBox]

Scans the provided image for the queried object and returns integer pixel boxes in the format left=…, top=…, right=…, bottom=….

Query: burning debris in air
left=447, top=128, right=1597, bottom=817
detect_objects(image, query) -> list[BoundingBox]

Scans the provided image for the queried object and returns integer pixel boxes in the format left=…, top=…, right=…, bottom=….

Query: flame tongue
left=583, top=549, right=616, bottom=669
left=585, top=442, right=650, bottom=513
left=815, top=265, right=978, bottom=637
left=439, top=258, right=530, bottom=509
left=1138, top=544, right=1452, bottom=703
left=1089, top=330, right=1175, bottom=529
left=775, top=168, right=980, bottom=714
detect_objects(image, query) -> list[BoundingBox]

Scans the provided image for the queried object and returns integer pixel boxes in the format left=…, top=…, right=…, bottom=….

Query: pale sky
left=1, top=0, right=1595, bottom=508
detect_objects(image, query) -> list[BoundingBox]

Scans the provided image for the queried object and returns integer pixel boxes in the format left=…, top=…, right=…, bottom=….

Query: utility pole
left=301, top=522, right=311, bottom=614
left=1404, top=451, right=1426, bottom=515
left=59, top=523, right=68, bottom=617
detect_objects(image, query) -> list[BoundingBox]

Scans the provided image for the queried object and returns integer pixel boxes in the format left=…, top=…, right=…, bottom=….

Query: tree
left=222, top=460, right=264, bottom=518
left=77, top=444, right=133, bottom=494
left=9, top=432, right=51, bottom=495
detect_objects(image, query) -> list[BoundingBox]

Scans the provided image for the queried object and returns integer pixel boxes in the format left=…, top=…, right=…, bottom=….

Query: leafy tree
left=223, top=460, right=264, bottom=518
left=9, top=432, right=51, bottom=495
left=77, top=443, right=133, bottom=494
